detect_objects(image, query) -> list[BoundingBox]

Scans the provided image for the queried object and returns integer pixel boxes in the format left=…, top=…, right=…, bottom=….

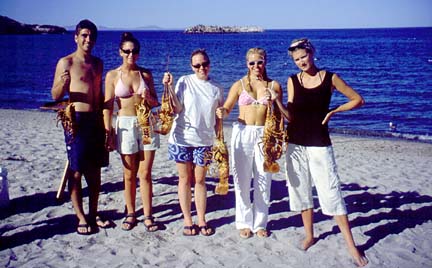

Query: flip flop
left=199, top=225, right=215, bottom=236
left=143, top=216, right=159, bottom=232
left=121, top=214, right=137, bottom=231
left=76, top=223, right=91, bottom=235
left=183, top=225, right=198, bottom=236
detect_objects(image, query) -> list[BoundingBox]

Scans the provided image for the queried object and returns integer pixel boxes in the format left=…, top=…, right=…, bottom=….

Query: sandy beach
left=0, top=108, right=431, bottom=268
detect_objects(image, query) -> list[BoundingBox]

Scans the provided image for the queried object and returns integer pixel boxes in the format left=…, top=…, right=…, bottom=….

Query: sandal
left=144, top=216, right=159, bottom=232
left=183, top=225, right=198, bottom=236
left=121, top=213, right=137, bottom=231
left=76, top=223, right=92, bottom=235
left=199, top=225, right=215, bottom=236
left=239, top=228, right=252, bottom=239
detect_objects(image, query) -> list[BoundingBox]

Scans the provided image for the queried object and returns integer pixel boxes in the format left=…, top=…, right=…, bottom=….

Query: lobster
left=135, top=99, right=152, bottom=145
left=212, top=119, right=230, bottom=195
left=56, top=103, right=76, bottom=142
left=261, top=101, right=287, bottom=173
left=154, top=83, right=175, bottom=135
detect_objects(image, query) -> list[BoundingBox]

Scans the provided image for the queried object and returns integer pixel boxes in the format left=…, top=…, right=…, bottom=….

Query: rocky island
left=0, top=16, right=67, bottom=34
left=184, top=24, right=264, bottom=34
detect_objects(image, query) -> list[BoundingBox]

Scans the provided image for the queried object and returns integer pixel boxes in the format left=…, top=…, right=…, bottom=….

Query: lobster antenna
left=165, top=54, right=170, bottom=73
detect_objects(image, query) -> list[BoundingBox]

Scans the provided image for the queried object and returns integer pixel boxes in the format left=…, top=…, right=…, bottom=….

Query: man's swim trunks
left=64, top=112, right=109, bottom=172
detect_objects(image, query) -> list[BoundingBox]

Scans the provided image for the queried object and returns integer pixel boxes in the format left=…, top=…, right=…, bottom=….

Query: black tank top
left=287, top=71, right=333, bottom=146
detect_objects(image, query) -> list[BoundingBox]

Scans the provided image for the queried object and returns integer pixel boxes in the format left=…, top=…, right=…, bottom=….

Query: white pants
left=285, top=144, right=347, bottom=216
left=231, top=123, right=272, bottom=232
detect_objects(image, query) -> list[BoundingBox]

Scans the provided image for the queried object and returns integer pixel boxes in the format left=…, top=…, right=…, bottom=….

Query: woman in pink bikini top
left=218, top=47, right=282, bottom=126
left=114, top=69, right=147, bottom=98
left=102, top=32, right=160, bottom=232
left=215, top=47, right=283, bottom=239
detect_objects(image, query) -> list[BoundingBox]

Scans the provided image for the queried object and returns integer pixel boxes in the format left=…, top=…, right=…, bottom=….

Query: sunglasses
left=288, top=39, right=312, bottom=52
left=192, top=61, right=210, bottom=69
left=248, top=60, right=265, bottom=66
left=121, top=48, right=140, bottom=55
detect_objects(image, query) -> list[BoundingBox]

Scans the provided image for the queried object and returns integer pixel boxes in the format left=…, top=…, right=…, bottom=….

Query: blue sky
left=1, top=0, right=431, bottom=29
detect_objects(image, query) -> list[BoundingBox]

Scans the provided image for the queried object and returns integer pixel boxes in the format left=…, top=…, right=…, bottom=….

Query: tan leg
left=301, top=208, right=315, bottom=250
left=138, top=150, right=158, bottom=231
left=334, top=215, right=369, bottom=267
left=68, top=170, right=90, bottom=234
left=120, top=153, right=139, bottom=216
left=176, top=162, right=194, bottom=227
left=193, top=165, right=208, bottom=227
left=84, top=167, right=101, bottom=221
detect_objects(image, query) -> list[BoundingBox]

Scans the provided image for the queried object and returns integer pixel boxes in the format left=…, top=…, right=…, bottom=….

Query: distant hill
left=64, top=25, right=166, bottom=31
left=184, top=24, right=264, bottom=34
left=0, top=16, right=67, bottom=34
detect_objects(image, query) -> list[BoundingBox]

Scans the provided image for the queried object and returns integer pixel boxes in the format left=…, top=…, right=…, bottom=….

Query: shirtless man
left=51, top=19, right=109, bottom=235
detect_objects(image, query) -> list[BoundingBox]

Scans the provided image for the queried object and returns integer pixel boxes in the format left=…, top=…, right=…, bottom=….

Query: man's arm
left=51, top=57, right=71, bottom=101
left=94, top=57, right=104, bottom=111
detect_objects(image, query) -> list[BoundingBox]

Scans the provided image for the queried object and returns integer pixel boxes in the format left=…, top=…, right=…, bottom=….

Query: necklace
left=299, top=70, right=322, bottom=88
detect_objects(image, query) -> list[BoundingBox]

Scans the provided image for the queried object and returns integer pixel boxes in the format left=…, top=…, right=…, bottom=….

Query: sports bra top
left=114, top=70, right=148, bottom=98
left=238, top=79, right=273, bottom=106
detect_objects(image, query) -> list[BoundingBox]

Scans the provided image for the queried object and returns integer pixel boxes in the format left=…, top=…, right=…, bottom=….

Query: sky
left=1, top=0, right=431, bottom=30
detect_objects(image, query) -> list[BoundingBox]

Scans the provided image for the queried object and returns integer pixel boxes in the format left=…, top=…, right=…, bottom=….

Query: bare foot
left=256, top=229, right=269, bottom=238
left=95, top=215, right=113, bottom=228
left=348, top=246, right=368, bottom=267
left=239, top=228, right=252, bottom=239
left=302, top=237, right=315, bottom=250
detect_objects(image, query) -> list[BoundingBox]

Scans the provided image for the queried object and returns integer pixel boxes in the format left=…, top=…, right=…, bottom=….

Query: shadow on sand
left=1, top=175, right=431, bottom=252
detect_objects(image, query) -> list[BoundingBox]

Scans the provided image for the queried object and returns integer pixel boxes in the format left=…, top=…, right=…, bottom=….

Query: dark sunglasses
left=121, top=48, right=140, bottom=55
left=192, top=61, right=210, bottom=69
left=248, top=60, right=265, bottom=66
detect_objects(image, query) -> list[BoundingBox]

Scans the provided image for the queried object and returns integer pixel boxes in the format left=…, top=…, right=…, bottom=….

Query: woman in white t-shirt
left=163, top=49, right=224, bottom=236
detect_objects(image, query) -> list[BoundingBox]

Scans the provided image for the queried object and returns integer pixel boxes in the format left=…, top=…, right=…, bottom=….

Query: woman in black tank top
left=270, top=38, right=368, bottom=267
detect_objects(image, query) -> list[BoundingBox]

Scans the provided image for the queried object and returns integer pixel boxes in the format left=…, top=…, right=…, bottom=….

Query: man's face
left=74, top=28, right=96, bottom=52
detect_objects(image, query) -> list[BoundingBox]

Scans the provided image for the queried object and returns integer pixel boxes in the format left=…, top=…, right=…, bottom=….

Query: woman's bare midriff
left=116, top=95, right=141, bottom=116
left=238, top=105, right=267, bottom=126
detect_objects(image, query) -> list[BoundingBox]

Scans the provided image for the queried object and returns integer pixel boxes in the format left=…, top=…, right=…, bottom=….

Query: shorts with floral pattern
left=168, top=143, right=212, bottom=167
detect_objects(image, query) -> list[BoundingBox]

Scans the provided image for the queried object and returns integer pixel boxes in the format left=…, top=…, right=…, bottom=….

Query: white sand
left=0, top=109, right=431, bottom=268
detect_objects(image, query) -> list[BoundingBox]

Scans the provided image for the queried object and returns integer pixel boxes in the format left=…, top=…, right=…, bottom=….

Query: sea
left=1, top=28, right=431, bottom=142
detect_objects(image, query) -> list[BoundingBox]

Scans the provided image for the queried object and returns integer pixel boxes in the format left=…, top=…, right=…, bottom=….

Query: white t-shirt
left=168, top=74, right=224, bottom=147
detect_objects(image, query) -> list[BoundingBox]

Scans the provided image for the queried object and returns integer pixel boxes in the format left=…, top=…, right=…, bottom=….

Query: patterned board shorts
left=168, top=143, right=213, bottom=167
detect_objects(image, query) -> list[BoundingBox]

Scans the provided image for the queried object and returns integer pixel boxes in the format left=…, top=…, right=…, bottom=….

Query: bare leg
left=334, top=215, right=368, bottom=267
left=120, top=153, right=139, bottom=229
left=84, top=167, right=101, bottom=222
left=194, top=165, right=207, bottom=227
left=176, top=162, right=196, bottom=235
left=301, top=208, right=315, bottom=250
left=68, top=170, right=89, bottom=233
left=138, top=150, right=157, bottom=231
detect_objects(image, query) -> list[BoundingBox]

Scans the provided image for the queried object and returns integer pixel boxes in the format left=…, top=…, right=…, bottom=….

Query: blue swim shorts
left=64, top=112, right=109, bottom=172
left=168, top=143, right=212, bottom=167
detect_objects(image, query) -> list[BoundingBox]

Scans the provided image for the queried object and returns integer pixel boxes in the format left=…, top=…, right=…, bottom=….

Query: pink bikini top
left=238, top=79, right=274, bottom=106
left=114, top=70, right=148, bottom=98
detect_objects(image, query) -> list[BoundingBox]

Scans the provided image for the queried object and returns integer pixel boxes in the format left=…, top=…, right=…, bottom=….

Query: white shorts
left=116, top=116, right=160, bottom=154
left=285, top=144, right=347, bottom=216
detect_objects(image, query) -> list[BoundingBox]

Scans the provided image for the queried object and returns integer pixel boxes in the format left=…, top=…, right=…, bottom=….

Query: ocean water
left=0, top=28, right=431, bottom=142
